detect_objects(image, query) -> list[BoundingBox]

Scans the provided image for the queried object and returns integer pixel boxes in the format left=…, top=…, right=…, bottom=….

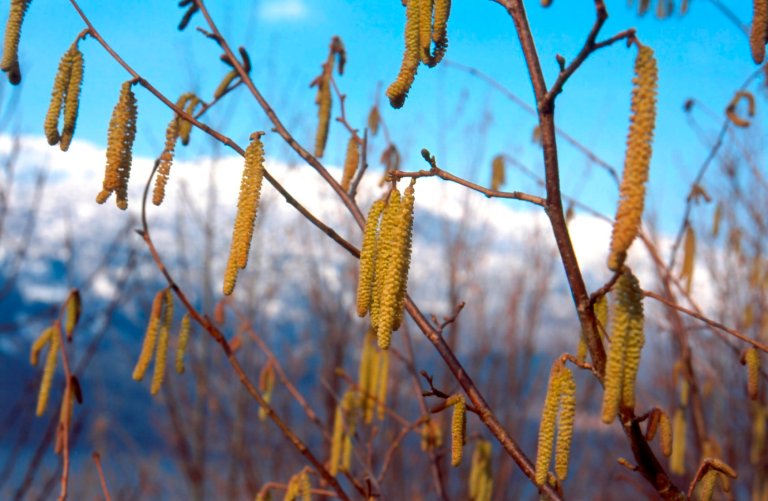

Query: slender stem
left=91, top=452, right=112, bottom=501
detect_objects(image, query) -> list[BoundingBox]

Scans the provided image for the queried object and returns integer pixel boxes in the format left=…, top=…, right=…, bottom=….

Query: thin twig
left=91, top=452, right=112, bottom=501
left=644, top=290, right=768, bottom=354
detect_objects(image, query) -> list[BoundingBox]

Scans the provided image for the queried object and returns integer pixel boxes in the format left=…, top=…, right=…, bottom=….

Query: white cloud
left=257, top=0, right=309, bottom=22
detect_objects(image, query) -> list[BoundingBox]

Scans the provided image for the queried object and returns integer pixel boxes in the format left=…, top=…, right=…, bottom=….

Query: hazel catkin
left=555, top=366, right=576, bottom=481
left=0, top=0, right=30, bottom=85
left=386, top=0, right=420, bottom=108
left=60, top=45, right=83, bottom=152
left=607, top=45, right=658, bottom=271
left=340, top=135, right=359, bottom=191
left=132, top=289, right=165, bottom=382
left=36, top=324, right=60, bottom=416
left=356, top=200, right=385, bottom=317
left=97, top=81, right=138, bottom=210
left=750, top=0, right=768, bottom=64
left=450, top=394, right=466, bottom=467
left=222, top=132, right=266, bottom=296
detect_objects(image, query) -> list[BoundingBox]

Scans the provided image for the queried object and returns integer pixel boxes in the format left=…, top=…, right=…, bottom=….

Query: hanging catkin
left=357, top=200, right=386, bottom=317
left=680, top=226, right=696, bottom=293
left=751, top=0, right=768, bottom=64
left=555, top=366, right=576, bottom=481
left=152, top=113, right=180, bottom=206
left=222, top=132, right=266, bottom=296
left=535, top=362, right=561, bottom=486
left=175, top=313, right=190, bottom=374
left=392, top=180, right=416, bottom=331
left=44, top=48, right=73, bottom=146
left=601, top=270, right=645, bottom=422
left=132, top=290, right=165, bottom=381
left=743, top=347, right=760, bottom=400
left=150, top=289, right=174, bottom=395
left=469, top=440, right=493, bottom=501
left=670, top=407, right=686, bottom=474
left=36, top=324, right=60, bottom=416
left=490, top=154, right=505, bottom=191
left=96, top=81, right=138, bottom=210
left=372, top=189, right=400, bottom=337
left=450, top=394, right=466, bottom=467
left=386, top=0, right=420, bottom=108
left=607, top=45, right=658, bottom=271
left=340, top=136, right=359, bottom=191
left=0, top=0, right=30, bottom=84
left=60, top=45, right=83, bottom=152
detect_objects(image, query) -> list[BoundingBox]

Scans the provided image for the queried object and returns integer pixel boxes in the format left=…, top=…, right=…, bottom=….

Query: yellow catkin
left=367, top=105, right=380, bottom=136
left=386, top=0, right=420, bottom=108
left=601, top=271, right=644, bottom=422
left=576, top=335, right=588, bottom=363
left=594, top=294, right=609, bottom=334
left=697, top=470, right=718, bottom=501
left=178, top=95, right=200, bottom=146
left=555, top=366, right=576, bottom=481
left=670, top=408, right=686, bottom=475
left=64, top=289, right=81, bottom=341
left=222, top=132, right=266, bottom=296
left=376, top=349, right=389, bottom=420
left=490, top=154, right=505, bottom=191
left=712, top=202, right=722, bottom=237
left=421, top=418, right=443, bottom=451
left=377, top=186, right=412, bottom=348
left=680, top=226, right=696, bottom=293
left=451, top=394, right=466, bottom=467
left=213, top=69, right=238, bottom=99
left=285, top=474, right=300, bottom=501
left=96, top=81, right=138, bottom=210
left=329, top=404, right=344, bottom=476
left=646, top=408, right=660, bottom=441
left=751, top=0, right=768, bottom=64
left=428, top=0, right=450, bottom=67
left=391, top=180, right=416, bottom=331
left=30, top=327, right=54, bottom=366
left=418, top=0, right=433, bottom=65
left=659, top=409, right=672, bottom=456
left=619, top=272, right=645, bottom=410
left=744, top=347, right=760, bottom=400
left=0, top=0, right=30, bottom=85
left=358, top=330, right=375, bottom=422
left=340, top=391, right=358, bottom=473
left=607, top=45, right=658, bottom=271
left=44, top=47, right=73, bottom=146
left=340, top=136, right=359, bottom=191
left=752, top=407, right=767, bottom=464
left=132, top=290, right=165, bottom=381
left=314, top=74, right=331, bottom=158
left=36, top=325, right=60, bottom=416
left=175, top=313, right=190, bottom=374
left=150, top=289, right=173, bottom=395
left=535, top=363, right=561, bottom=485
left=357, top=199, right=386, bottom=317
left=469, top=440, right=493, bottom=501
left=298, top=470, right=311, bottom=501
left=372, top=189, right=401, bottom=339
left=259, top=362, right=275, bottom=422
left=60, top=45, right=83, bottom=152
left=725, top=90, right=755, bottom=128
left=152, top=113, right=180, bottom=206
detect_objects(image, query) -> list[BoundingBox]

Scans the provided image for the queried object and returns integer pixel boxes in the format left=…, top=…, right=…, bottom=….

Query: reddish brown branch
left=91, top=452, right=112, bottom=501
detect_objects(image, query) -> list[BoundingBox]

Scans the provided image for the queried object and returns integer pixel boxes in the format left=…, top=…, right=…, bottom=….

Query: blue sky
left=4, top=0, right=760, bottom=231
